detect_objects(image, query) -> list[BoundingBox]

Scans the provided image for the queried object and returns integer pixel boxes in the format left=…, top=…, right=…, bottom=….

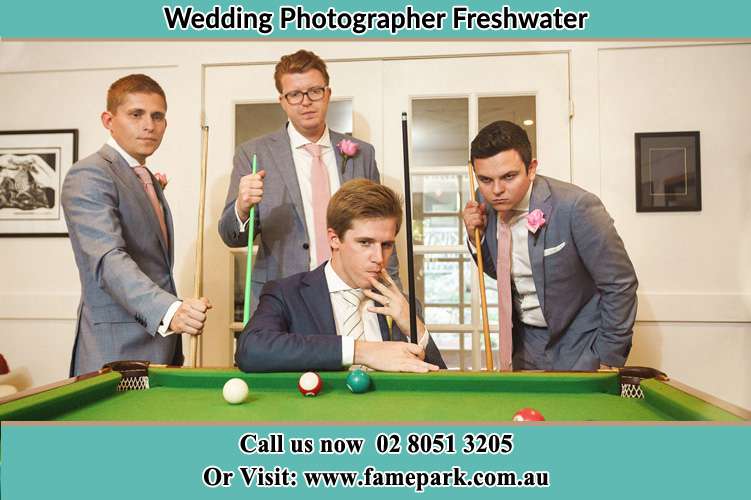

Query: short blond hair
left=274, top=50, right=330, bottom=93
left=327, top=179, right=403, bottom=238
left=107, top=74, right=166, bottom=112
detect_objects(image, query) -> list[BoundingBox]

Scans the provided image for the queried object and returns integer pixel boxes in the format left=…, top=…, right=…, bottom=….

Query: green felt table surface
left=0, top=368, right=743, bottom=422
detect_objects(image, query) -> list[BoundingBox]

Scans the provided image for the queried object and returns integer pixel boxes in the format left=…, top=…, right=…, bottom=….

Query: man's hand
left=169, top=297, right=212, bottom=335
left=236, top=170, right=266, bottom=221
left=354, top=341, right=439, bottom=373
left=462, top=200, right=487, bottom=239
left=364, top=270, right=427, bottom=344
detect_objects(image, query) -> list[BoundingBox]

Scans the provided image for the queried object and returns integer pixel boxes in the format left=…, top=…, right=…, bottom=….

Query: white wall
left=0, top=41, right=748, bottom=410
left=597, top=44, right=751, bottom=408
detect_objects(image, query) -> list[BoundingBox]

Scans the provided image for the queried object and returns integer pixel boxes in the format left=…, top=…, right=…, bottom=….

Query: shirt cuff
left=418, top=327, right=431, bottom=349
left=467, top=235, right=485, bottom=251
left=158, top=300, right=182, bottom=337
left=341, top=336, right=355, bottom=366
left=234, top=202, right=250, bottom=233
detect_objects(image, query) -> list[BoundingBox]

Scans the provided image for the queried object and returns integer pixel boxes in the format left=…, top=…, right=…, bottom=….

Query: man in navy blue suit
left=235, top=179, right=445, bottom=372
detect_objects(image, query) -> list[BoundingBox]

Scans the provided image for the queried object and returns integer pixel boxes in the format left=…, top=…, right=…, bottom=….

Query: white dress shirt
left=504, top=185, right=547, bottom=327
left=106, top=136, right=180, bottom=336
left=325, top=262, right=383, bottom=366
left=236, top=122, right=340, bottom=269
left=469, top=183, right=547, bottom=327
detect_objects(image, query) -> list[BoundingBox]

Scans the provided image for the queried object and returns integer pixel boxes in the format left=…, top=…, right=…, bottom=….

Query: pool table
left=0, top=363, right=746, bottom=422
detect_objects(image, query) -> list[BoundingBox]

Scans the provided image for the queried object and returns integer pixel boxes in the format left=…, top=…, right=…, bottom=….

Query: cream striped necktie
left=338, top=289, right=366, bottom=340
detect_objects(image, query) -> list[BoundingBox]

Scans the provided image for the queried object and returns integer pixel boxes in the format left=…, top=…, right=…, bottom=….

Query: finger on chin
left=368, top=277, right=386, bottom=292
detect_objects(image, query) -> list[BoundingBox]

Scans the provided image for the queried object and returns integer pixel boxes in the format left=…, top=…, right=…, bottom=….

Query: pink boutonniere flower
left=337, top=139, right=359, bottom=174
left=526, top=209, right=546, bottom=234
left=153, top=172, right=168, bottom=190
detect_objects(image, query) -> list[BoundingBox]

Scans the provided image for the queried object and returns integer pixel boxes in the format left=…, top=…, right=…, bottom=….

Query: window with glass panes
left=410, top=95, right=536, bottom=370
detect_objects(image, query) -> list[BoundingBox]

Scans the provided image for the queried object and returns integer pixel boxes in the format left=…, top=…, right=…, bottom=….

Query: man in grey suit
left=218, top=50, right=400, bottom=316
left=463, top=121, right=637, bottom=371
left=63, top=74, right=210, bottom=376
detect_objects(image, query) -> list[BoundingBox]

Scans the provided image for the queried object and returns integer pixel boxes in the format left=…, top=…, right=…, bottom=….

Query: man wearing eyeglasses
left=219, top=49, right=400, bottom=317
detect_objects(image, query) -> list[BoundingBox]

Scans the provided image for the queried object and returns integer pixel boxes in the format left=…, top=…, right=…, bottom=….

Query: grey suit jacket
left=218, top=125, right=401, bottom=316
left=472, top=175, right=638, bottom=370
left=62, top=144, right=181, bottom=376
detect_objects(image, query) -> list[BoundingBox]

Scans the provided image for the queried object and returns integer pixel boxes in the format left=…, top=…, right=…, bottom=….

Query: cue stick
left=242, top=154, right=258, bottom=326
left=467, top=162, right=494, bottom=371
left=190, top=125, right=209, bottom=368
left=401, top=112, right=418, bottom=344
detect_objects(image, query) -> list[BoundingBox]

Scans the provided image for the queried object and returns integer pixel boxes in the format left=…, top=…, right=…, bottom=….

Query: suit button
left=302, top=243, right=309, bottom=250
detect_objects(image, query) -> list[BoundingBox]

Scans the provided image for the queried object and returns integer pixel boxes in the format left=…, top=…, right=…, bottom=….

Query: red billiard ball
left=512, top=407, right=545, bottom=421
left=298, top=372, right=323, bottom=397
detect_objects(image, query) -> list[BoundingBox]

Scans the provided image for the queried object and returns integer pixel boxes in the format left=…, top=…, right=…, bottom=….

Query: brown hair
left=107, top=74, right=167, bottom=112
left=274, top=50, right=330, bottom=93
left=471, top=120, right=532, bottom=171
left=327, top=179, right=403, bottom=238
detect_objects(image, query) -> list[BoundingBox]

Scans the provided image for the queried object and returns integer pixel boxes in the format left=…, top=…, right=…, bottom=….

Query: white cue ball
left=222, top=378, right=249, bottom=404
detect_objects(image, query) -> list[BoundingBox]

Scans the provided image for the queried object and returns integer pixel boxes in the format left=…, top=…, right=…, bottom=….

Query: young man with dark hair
left=463, top=120, right=637, bottom=371
left=218, top=49, right=402, bottom=317
left=62, top=74, right=211, bottom=375
left=235, top=179, right=445, bottom=373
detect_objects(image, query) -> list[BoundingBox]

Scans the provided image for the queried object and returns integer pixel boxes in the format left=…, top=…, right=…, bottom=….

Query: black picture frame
left=0, top=129, right=79, bottom=237
left=635, top=131, right=701, bottom=212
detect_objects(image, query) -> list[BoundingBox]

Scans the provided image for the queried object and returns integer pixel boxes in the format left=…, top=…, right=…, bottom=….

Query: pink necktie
left=302, top=143, right=331, bottom=265
left=497, top=219, right=513, bottom=371
left=133, top=166, right=169, bottom=248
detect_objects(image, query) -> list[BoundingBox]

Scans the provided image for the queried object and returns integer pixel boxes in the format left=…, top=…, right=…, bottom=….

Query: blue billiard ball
left=346, top=369, right=371, bottom=394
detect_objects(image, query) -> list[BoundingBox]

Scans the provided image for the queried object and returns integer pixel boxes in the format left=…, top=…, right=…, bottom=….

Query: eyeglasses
left=282, top=86, right=328, bottom=105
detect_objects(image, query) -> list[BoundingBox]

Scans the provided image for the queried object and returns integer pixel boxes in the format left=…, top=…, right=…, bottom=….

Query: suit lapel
left=527, top=176, right=552, bottom=314
left=270, top=126, right=307, bottom=228
left=329, top=130, right=347, bottom=183
left=152, top=178, right=174, bottom=265
left=478, top=189, right=499, bottom=270
left=485, top=196, right=499, bottom=265
left=101, top=145, right=170, bottom=264
left=300, top=265, right=337, bottom=335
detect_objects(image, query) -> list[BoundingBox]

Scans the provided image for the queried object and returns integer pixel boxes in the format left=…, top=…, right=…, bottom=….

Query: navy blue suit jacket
left=235, top=264, right=446, bottom=372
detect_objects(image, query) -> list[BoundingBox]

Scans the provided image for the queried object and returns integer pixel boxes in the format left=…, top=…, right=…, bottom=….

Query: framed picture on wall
left=635, top=131, right=701, bottom=212
left=0, top=129, right=78, bottom=236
